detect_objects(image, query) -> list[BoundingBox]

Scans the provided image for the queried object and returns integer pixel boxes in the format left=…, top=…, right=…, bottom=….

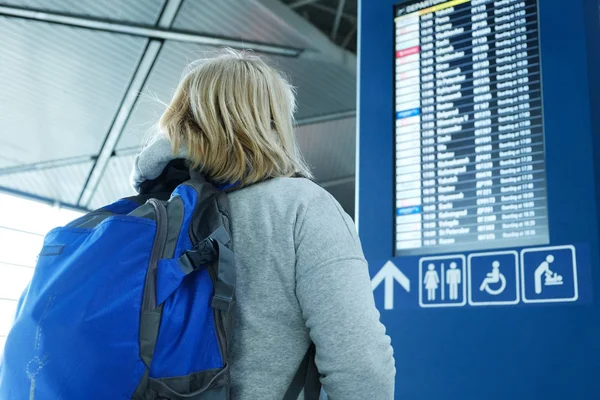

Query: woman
left=131, top=49, right=395, bottom=399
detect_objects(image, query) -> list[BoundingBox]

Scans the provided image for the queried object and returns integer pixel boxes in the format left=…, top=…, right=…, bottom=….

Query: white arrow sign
left=371, top=261, right=410, bottom=310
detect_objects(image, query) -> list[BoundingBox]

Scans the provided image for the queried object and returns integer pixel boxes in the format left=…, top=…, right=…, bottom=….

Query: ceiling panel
left=295, top=117, right=356, bottom=182
left=87, top=154, right=137, bottom=210
left=269, top=56, right=356, bottom=119
left=116, top=41, right=218, bottom=151
left=0, top=0, right=165, bottom=25
left=0, top=161, right=93, bottom=205
left=117, top=41, right=356, bottom=150
left=0, top=17, right=148, bottom=166
left=172, top=0, right=310, bottom=49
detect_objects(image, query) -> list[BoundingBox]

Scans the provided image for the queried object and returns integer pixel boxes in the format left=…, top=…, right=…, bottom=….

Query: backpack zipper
left=143, top=199, right=168, bottom=311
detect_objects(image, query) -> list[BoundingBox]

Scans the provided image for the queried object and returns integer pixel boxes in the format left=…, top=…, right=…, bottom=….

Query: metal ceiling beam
left=307, top=3, right=356, bottom=23
left=290, top=0, right=321, bottom=8
left=0, top=4, right=302, bottom=57
left=78, top=0, right=184, bottom=207
left=0, top=186, right=90, bottom=213
left=78, top=40, right=162, bottom=206
left=0, top=155, right=94, bottom=175
left=331, top=0, right=347, bottom=41
left=320, top=175, right=355, bottom=188
left=256, top=0, right=356, bottom=73
left=0, top=261, right=35, bottom=270
left=341, top=24, right=357, bottom=48
left=0, top=225, right=45, bottom=238
left=296, top=109, right=356, bottom=126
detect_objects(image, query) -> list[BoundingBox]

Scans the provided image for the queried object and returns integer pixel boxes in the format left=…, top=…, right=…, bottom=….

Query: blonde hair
left=159, top=48, right=313, bottom=186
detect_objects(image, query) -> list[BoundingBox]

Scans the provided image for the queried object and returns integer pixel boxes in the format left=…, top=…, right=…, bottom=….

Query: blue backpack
left=0, top=171, right=320, bottom=399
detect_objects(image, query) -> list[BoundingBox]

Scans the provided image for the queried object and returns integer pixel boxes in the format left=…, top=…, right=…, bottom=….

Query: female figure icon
left=423, top=264, right=440, bottom=301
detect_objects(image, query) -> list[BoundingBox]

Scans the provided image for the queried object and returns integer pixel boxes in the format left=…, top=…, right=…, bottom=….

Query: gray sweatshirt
left=131, top=137, right=396, bottom=399
left=227, top=178, right=395, bottom=399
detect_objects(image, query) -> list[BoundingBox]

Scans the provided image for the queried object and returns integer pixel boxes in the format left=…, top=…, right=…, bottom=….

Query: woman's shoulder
left=234, top=177, right=334, bottom=205
left=229, top=177, right=349, bottom=225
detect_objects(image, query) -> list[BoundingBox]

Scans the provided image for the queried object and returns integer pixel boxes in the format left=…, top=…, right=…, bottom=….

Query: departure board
left=394, top=0, right=549, bottom=256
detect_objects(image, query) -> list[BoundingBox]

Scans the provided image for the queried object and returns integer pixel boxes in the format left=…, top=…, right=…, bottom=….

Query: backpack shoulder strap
left=178, top=173, right=236, bottom=313
left=177, top=173, right=236, bottom=355
left=282, top=343, right=322, bottom=400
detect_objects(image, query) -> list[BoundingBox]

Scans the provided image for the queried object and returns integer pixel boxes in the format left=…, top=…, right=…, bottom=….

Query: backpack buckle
left=211, top=293, right=234, bottom=312
left=178, top=239, right=217, bottom=274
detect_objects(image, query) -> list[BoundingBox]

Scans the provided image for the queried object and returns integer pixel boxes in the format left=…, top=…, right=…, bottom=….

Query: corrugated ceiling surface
left=268, top=56, right=356, bottom=118
left=0, top=17, right=148, bottom=166
left=295, top=117, right=356, bottom=182
left=116, top=41, right=217, bottom=150
left=117, top=41, right=356, bottom=150
left=0, top=1, right=357, bottom=211
left=0, top=0, right=165, bottom=24
left=172, top=0, right=310, bottom=49
left=0, top=161, right=93, bottom=204
left=0, top=17, right=145, bottom=164
left=88, top=155, right=137, bottom=210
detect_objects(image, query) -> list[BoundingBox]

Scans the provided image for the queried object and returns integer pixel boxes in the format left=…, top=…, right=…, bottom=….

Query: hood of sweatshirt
left=129, top=134, right=187, bottom=194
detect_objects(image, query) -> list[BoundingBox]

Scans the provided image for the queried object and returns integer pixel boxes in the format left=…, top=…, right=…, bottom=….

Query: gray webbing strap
left=177, top=224, right=234, bottom=313
left=211, top=240, right=235, bottom=313
left=282, top=344, right=321, bottom=400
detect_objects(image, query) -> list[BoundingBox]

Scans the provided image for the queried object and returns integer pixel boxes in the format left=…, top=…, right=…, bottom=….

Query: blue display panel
left=358, top=0, right=600, bottom=398
left=393, top=0, right=550, bottom=256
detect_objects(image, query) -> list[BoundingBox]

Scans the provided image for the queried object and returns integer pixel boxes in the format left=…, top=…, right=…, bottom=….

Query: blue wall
left=358, top=0, right=600, bottom=398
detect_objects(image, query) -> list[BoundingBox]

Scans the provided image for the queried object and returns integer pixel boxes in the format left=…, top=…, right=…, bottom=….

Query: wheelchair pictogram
left=478, top=261, right=506, bottom=296
left=468, top=251, right=519, bottom=306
